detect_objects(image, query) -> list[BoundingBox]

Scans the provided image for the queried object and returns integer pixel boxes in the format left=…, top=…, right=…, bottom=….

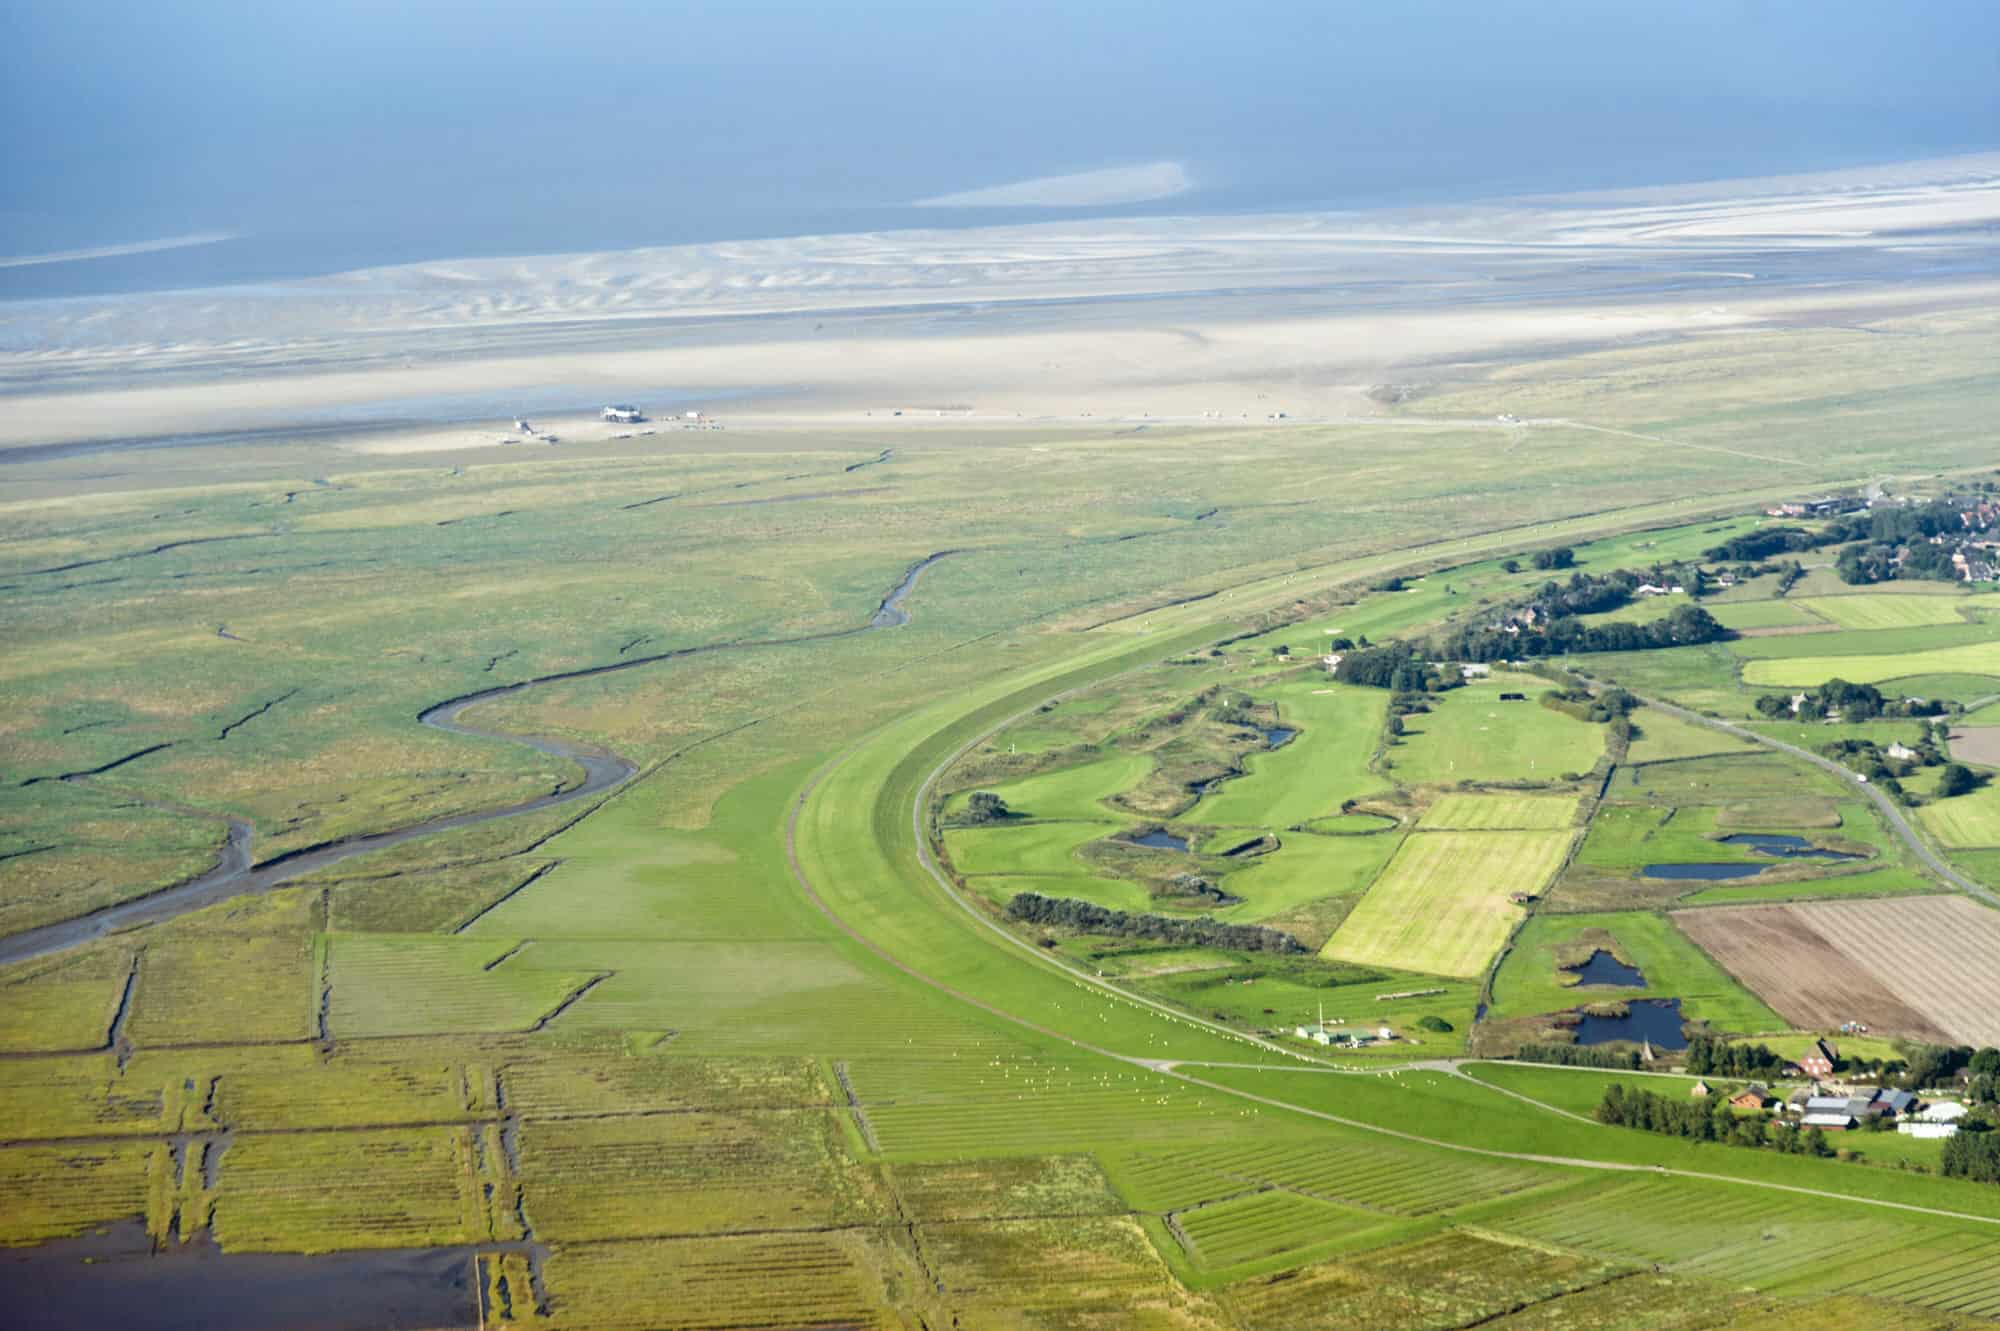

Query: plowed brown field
left=1674, top=896, right=2000, bottom=1047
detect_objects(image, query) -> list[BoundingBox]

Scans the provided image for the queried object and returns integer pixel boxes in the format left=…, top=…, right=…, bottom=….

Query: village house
left=1728, top=1084, right=1770, bottom=1111
left=1690, top=1080, right=1712, bottom=1098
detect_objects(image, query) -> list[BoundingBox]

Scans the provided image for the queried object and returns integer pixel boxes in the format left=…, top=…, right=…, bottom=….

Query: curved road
left=1635, top=695, right=1998, bottom=908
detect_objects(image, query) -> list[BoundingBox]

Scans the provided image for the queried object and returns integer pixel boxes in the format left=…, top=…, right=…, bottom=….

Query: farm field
left=1920, top=783, right=2000, bottom=848
left=1742, top=640, right=2000, bottom=687
left=1211, top=829, right=1403, bottom=926
left=1674, top=896, right=2000, bottom=1046
left=1321, top=830, right=1571, bottom=978
left=1704, top=598, right=1827, bottom=631
left=1793, top=592, right=1998, bottom=630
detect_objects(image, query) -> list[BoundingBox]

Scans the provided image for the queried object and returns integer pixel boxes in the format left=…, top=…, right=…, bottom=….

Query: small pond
left=1717, top=833, right=1861, bottom=861
left=1127, top=829, right=1189, bottom=852
left=1263, top=726, right=1298, bottom=749
left=1565, top=950, right=1645, bottom=987
left=1640, top=862, right=1765, bottom=881
left=1573, top=998, right=1687, bottom=1050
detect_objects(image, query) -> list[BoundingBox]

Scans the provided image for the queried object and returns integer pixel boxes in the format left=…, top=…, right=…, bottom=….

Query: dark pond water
left=0, top=1221, right=486, bottom=1331
left=1718, top=833, right=1861, bottom=861
left=1573, top=998, right=1687, bottom=1050
left=1641, top=862, right=1765, bottom=880
left=1263, top=726, right=1297, bottom=748
left=1128, top=829, right=1190, bottom=852
left=1566, top=950, right=1645, bottom=987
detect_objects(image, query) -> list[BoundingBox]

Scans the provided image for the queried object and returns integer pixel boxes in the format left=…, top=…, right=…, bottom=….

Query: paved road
left=1634, top=695, right=1999, bottom=908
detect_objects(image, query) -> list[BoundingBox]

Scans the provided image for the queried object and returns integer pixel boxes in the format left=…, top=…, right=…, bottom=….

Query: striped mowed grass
left=1320, top=830, right=1572, bottom=978
left=1417, top=792, right=1578, bottom=831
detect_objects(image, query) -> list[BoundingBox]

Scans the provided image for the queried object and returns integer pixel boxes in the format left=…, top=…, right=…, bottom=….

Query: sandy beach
left=3, top=153, right=1998, bottom=456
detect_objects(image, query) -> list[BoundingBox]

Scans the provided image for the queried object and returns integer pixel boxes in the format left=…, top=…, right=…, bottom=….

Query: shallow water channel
left=0, top=551, right=953, bottom=967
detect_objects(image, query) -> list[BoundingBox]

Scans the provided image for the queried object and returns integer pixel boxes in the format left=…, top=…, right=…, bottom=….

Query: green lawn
left=1190, top=680, right=1388, bottom=828
left=1623, top=709, right=1757, bottom=763
left=1918, top=784, right=2000, bottom=848
left=1384, top=674, right=1605, bottom=786
left=1703, top=599, right=1826, bottom=631
left=1215, top=830, right=1403, bottom=923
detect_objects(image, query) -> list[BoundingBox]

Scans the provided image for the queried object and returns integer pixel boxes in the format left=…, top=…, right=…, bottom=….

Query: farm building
left=1690, top=1080, right=1713, bottom=1099
left=1728, top=1084, right=1770, bottom=1111
left=1798, top=1038, right=1838, bottom=1080
left=1917, top=1102, right=1969, bottom=1123
left=1801, top=1111, right=1856, bottom=1131
left=1898, top=1121, right=1959, bottom=1140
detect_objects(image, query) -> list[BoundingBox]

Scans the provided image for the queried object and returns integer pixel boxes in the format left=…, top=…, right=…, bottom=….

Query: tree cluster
left=1942, top=1131, right=2000, bottom=1184
left=1597, top=1084, right=1832, bottom=1156
left=1753, top=679, right=1946, bottom=722
left=1334, top=645, right=1463, bottom=694
left=1683, top=1035, right=1789, bottom=1079
left=1434, top=602, right=1727, bottom=665
left=957, top=792, right=1014, bottom=826
left=1005, top=892, right=1306, bottom=954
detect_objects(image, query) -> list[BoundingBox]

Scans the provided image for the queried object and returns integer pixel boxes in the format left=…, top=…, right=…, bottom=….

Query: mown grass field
left=1793, top=592, right=1998, bottom=630
left=1385, top=675, right=1606, bottom=786
left=1742, top=640, right=2000, bottom=687
left=1190, top=680, right=1389, bottom=828
left=1417, top=792, right=1578, bottom=830
left=1321, top=831, right=1570, bottom=978
left=1919, top=784, right=2000, bottom=848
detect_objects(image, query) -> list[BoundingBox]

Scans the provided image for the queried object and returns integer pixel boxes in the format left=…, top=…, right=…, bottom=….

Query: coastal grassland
left=209, top=1125, right=487, bottom=1252
left=1614, top=754, right=1850, bottom=808
left=0, top=1140, right=154, bottom=1243
left=1673, top=864, right=1940, bottom=906
left=1190, top=680, right=1389, bottom=827
left=1743, top=641, right=2000, bottom=688
left=11, top=356, right=2000, bottom=1322
left=515, top=1109, right=890, bottom=1238
left=890, top=1154, right=1125, bottom=1222
left=1485, top=911, right=1784, bottom=1033
left=532, top=1230, right=913, bottom=1331
left=1384, top=674, right=1605, bottom=786
left=1322, top=831, right=1570, bottom=978
left=1417, top=792, right=1579, bottom=830
left=943, top=752, right=1152, bottom=824
left=324, top=933, right=607, bottom=1038
left=0, top=942, right=131, bottom=1053
left=1220, top=1229, right=1624, bottom=1329
left=0, top=782, right=226, bottom=936
left=1624, top=709, right=1759, bottom=763
left=1480, top=1174, right=2000, bottom=1319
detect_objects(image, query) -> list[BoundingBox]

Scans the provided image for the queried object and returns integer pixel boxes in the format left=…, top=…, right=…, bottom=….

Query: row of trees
left=1682, top=1035, right=1790, bottom=1079
left=1597, top=1084, right=1835, bottom=1157
left=1005, top=892, right=1306, bottom=954
left=1514, top=1042, right=1648, bottom=1070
